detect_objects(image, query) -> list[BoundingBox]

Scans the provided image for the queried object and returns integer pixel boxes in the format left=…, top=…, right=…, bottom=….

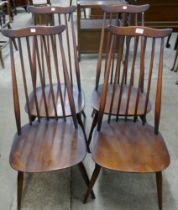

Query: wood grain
left=92, top=84, right=151, bottom=116
left=90, top=120, right=170, bottom=172
left=26, top=84, right=85, bottom=117
left=10, top=119, right=87, bottom=172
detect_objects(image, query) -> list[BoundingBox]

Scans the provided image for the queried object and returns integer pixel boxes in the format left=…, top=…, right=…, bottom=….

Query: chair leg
left=156, top=172, right=162, bottom=210
left=69, top=0, right=73, bottom=6
left=77, top=114, right=90, bottom=152
left=0, top=49, right=4, bottom=69
left=170, top=52, right=178, bottom=71
left=166, top=34, right=172, bottom=48
left=78, top=162, right=95, bottom=199
left=83, top=164, right=101, bottom=204
left=82, top=110, right=86, bottom=119
left=83, top=8, right=86, bottom=19
left=30, top=115, right=36, bottom=122
left=17, top=172, right=24, bottom=210
left=88, top=111, right=98, bottom=146
left=175, top=63, right=178, bottom=73
left=140, top=115, right=147, bottom=124
left=174, top=35, right=178, bottom=50
left=91, top=109, right=96, bottom=118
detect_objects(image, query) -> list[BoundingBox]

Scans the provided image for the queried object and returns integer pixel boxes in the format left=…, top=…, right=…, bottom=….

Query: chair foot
left=17, top=172, right=24, bottom=210
left=83, top=164, right=101, bottom=204
left=78, top=162, right=95, bottom=199
left=30, top=115, right=36, bottom=122
left=140, top=115, right=147, bottom=124
left=156, top=172, right=162, bottom=210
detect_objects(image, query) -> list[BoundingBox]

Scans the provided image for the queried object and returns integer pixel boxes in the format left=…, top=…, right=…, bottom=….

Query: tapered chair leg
left=81, top=110, right=86, bottom=119
left=83, top=8, right=86, bottom=18
left=91, top=109, right=96, bottom=118
left=0, top=49, right=4, bottom=69
left=156, top=172, right=162, bottom=210
left=77, top=114, right=90, bottom=152
left=69, top=0, right=72, bottom=6
left=170, top=52, right=178, bottom=71
left=88, top=111, right=98, bottom=146
left=83, top=164, right=101, bottom=203
left=166, top=34, right=171, bottom=48
left=17, top=172, right=24, bottom=210
left=78, top=162, right=95, bottom=199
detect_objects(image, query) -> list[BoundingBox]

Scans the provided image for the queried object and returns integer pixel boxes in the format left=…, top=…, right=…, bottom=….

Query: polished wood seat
left=91, top=120, right=169, bottom=172
left=92, top=84, right=151, bottom=116
left=26, top=84, right=85, bottom=117
left=11, top=119, right=87, bottom=172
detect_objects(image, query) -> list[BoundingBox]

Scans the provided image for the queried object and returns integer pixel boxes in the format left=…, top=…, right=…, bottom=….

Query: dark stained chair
left=2, top=25, right=95, bottom=210
left=27, top=6, right=86, bottom=131
left=84, top=26, right=172, bottom=210
left=88, top=4, right=150, bottom=143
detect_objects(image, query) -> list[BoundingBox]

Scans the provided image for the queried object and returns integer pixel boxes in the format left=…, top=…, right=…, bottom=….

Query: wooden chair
left=83, top=26, right=172, bottom=210
left=27, top=6, right=86, bottom=127
left=88, top=4, right=150, bottom=143
left=2, top=25, right=95, bottom=210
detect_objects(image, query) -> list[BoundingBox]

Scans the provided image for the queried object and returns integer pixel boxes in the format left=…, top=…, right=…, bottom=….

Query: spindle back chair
left=84, top=26, right=172, bottom=210
left=2, top=25, right=94, bottom=209
left=27, top=6, right=85, bottom=120
left=89, top=4, right=150, bottom=143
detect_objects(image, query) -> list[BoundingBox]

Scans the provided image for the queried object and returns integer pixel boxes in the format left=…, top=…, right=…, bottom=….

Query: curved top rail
left=2, top=25, right=66, bottom=38
left=109, top=25, right=172, bottom=38
left=101, top=4, right=150, bottom=14
left=28, top=5, right=76, bottom=14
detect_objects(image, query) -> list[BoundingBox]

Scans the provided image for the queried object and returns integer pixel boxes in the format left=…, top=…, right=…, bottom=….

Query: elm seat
left=92, top=84, right=151, bottom=116
left=90, top=120, right=170, bottom=173
left=26, top=84, right=85, bottom=117
left=10, top=119, right=87, bottom=173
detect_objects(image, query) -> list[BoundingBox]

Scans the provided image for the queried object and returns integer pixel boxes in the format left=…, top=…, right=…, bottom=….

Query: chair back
left=2, top=25, right=79, bottom=134
left=96, top=26, right=172, bottom=134
left=96, top=4, right=150, bottom=89
left=28, top=6, right=81, bottom=91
